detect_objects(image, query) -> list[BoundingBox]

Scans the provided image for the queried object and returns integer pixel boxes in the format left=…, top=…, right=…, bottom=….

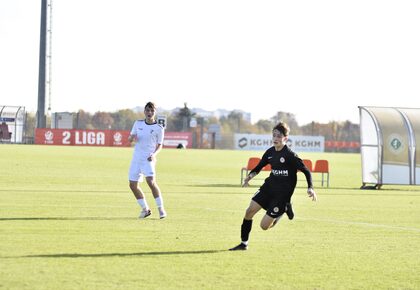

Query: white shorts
left=128, top=158, right=156, bottom=182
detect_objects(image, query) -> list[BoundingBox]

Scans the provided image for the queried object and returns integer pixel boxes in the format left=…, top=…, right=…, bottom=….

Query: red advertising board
left=35, top=129, right=192, bottom=148
left=325, top=140, right=360, bottom=148
left=35, top=129, right=131, bottom=147
left=162, top=132, right=192, bottom=148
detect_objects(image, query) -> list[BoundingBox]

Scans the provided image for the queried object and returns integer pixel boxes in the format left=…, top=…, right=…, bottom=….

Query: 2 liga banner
left=35, top=129, right=193, bottom=148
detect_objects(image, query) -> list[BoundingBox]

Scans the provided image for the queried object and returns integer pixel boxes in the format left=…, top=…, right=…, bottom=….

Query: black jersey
left=250, top=145, right=313, bottom=192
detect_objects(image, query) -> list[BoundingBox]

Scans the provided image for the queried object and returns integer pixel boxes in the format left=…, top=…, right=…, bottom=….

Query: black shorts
left=252, top=183, right=290, bottom=218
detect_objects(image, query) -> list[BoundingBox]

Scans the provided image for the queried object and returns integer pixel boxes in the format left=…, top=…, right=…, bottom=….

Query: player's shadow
left=0, top=189, right=126, bottom=193
left=15, top=250, right=226, bottom=259
left=0, top=217, right=137, bottom=221
left=189, top=184, right=259, bottom=188
left=187, top=184, right=242, bottom=188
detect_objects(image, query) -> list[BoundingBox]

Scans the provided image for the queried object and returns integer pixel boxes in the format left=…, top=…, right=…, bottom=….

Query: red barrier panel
left=163, top=132, right=192, bottom=148
left=35, top=129, right=193, bottom=148
left=325, top=140, right=360, bottom=149
left=35, top=129, right=131, bottom=146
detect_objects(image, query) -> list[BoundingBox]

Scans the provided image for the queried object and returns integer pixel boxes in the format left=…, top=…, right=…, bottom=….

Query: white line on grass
left=299, top=217, right=420, bottom=233
left=201, top=207, right=420, bottom=233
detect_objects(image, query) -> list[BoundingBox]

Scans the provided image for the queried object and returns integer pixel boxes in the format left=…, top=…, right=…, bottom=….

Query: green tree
left=74, top=110, right=93, bottom=129
left=24, top=112, right=36, bottom=139
left=112, top=109, right=143, bottom=130
left=91, top=111, right=114, bottom=130
left=255, top=119, right=273, bottom=133
left=271, top=111, right=301, bottom=134
left=169, top=103, right=196, bottom=132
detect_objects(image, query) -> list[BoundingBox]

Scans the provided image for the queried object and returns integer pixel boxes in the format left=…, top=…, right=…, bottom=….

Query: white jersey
left=130, top=120, right=164, bottom=160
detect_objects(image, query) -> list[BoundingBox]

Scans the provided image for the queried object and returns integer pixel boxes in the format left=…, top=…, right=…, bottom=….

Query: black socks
left=241, top=219, right=253, bottom=242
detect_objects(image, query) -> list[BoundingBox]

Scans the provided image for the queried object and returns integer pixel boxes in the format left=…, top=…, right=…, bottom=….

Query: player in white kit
left=128, top=102, right=166, bottom=219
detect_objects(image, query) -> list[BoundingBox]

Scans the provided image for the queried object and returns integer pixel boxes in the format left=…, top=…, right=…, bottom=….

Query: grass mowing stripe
left=200, top=206, right=420, bottom=232
left=300, top=217, right=420, bottom=233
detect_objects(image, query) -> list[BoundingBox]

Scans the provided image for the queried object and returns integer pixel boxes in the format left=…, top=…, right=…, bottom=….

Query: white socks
left=137, top=198, right=149, bottom=210
left=137, top=197, right=164, bottom=210
left=155, top=196, right=164, bottom=208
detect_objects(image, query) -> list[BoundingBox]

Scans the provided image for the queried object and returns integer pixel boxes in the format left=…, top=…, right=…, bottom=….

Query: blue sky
left=1, top=0, right=419, bottom=125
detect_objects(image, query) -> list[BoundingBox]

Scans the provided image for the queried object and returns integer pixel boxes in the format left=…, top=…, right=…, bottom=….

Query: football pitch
left=1, top=144, right=420, bottom=289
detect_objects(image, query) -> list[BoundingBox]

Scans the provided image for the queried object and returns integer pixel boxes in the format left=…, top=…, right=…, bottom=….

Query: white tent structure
left=359, top=106, right=420, bottom=189
left=0, top=105, right=26, bottom=143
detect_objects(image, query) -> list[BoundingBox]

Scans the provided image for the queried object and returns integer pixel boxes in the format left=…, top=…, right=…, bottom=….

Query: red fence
left=325, top=140, right=360, bottom=149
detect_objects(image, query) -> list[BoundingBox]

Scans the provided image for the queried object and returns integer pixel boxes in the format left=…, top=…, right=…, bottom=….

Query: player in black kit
left=230, top=122, right=317, bottom=251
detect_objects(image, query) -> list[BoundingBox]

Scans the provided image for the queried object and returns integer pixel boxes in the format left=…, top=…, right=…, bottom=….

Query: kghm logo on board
left=238, top=137, right=247, bottom=148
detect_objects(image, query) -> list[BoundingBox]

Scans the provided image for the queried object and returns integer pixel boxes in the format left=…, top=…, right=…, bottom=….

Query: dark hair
left=273, top=122, right=290, bottom=136
left=144, top=102, right=157, bottom=111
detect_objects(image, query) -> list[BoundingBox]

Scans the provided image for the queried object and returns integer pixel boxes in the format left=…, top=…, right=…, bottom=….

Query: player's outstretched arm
left=307, top=187, right=317, bottom=201
left=242, top=172, right=256, bottom=187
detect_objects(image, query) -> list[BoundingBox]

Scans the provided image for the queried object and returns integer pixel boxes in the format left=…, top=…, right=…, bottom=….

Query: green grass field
left=1, top=144, right=420, bottom=289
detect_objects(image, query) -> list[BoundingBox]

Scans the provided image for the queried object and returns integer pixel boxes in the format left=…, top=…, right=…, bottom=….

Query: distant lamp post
left=36, top=0, right=48, bottom=128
